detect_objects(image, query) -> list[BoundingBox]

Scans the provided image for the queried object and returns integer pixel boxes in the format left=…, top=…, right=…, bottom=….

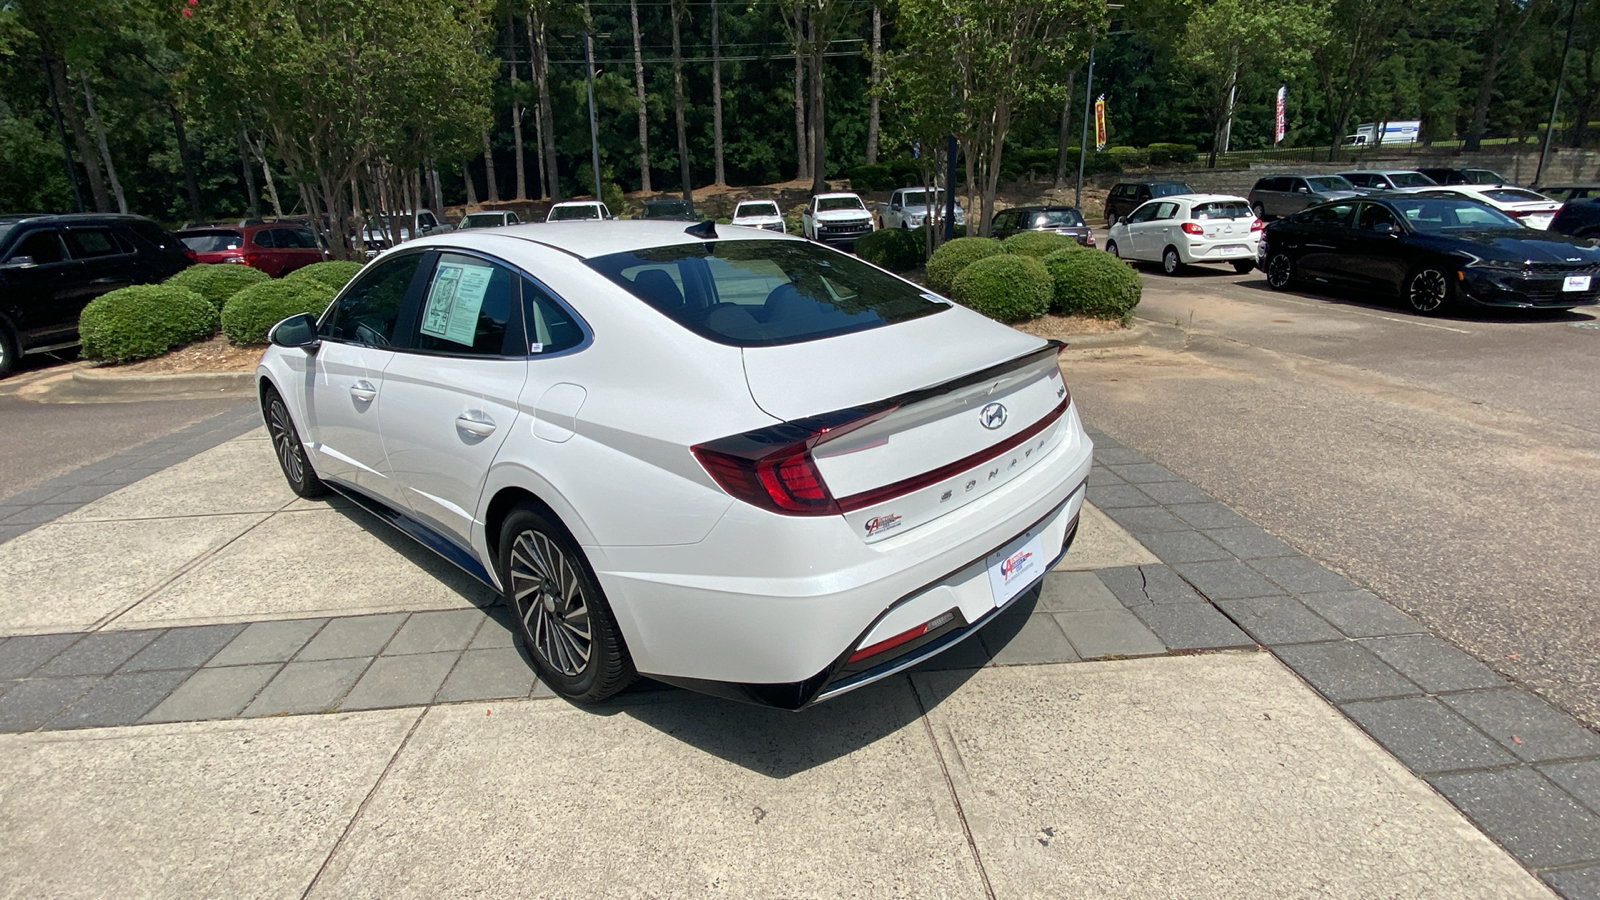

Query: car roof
left=550, top=200, right=604, bottom=207
left=0, top=213, right=158, bottom=227
left=403, top=220, right=805, bottom=260
left=1338, top=170, right=1424, bottom=177
left=1007, top=204, right=1082, bottom=212
left=813, top=192, right=863, bottom=200
left=1137, top=193, right=1248, bottom=204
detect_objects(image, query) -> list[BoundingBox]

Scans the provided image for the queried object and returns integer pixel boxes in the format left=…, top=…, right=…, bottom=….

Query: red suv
left=176, top=220, right=325, bottom=277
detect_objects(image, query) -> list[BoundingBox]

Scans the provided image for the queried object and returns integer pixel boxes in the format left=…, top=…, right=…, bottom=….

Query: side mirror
left=1372, top=222, right=1399, bottom=236
left=269, top=313, right=320, bottom=351
left=1, top=255, right=37, bottom=270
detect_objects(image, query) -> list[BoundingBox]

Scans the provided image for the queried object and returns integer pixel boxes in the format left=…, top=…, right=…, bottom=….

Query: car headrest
left=631, top=269, right=684, bottom=312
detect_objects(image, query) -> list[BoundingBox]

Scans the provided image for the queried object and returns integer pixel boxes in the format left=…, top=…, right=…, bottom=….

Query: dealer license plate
left=986, top=529, right=1047, bottom=607
left=1564, top=275, right=1591, bottom=292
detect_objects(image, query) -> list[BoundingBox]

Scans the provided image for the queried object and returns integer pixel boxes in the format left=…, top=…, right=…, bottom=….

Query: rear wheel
left=1265, top=252, right=1295, bottom=290
left=1161, top=246, right=1183, bottom=275
left=1106, top=212, right=1119, bottom=228
left=1252, top=203, right=1266, bottom=221
left=499, top=504, right=636, bottom=703
left=0, top=324, right=17, bottom=378
left=1232, top=259, right=1255, bottom=274
left=1406, top=267, right=1453, bottom=314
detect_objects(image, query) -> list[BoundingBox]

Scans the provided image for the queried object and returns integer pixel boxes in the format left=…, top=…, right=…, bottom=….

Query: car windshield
left=817, top=197, right=866, bottom=212
left=1191, top=201, right=1252, bottom=220
left=1036, top=209, right=1084, bottom=227
left=0, top=223, right=13, bottom=244
left=588, top=240, right=947, bottom=347
left=1307, top=176, right=1356, bottom=192
left=736, top=202, right=780, bottom=218
left=1391, top=199, right=1521, bottom=232
left=644, top=203, right=690, bottom=218
left=180, top=230, right=244, bottom=252
left=459, top=214, right=503, bottom=228
left=1483, top=188, right=1548, bottom=203
left=551, top=205, right=600, bottom=221
left=1466, top=170, right=1509, bottom=184
left=901, top=191, right=943, bottom=207
left=1387, top=172, right=1435, bottom=187
left=1150, top=183, right=1193, bottom=197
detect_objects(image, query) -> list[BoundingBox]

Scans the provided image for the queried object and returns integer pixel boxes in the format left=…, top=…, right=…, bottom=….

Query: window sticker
left=420, top=261, right=494, bottom=346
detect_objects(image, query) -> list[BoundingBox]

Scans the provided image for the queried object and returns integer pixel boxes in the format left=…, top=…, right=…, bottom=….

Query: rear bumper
left=1181, top=239, right=1259, bottom=264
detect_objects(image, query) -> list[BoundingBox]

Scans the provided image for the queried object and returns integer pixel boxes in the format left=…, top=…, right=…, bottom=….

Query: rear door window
left=409, top=252, right=519, bottom=356
left=65, top=228, right=123, bottom=258
left=1356, top=203, right=1400, bottom=232
left=252, top=230, right=277, bottom=248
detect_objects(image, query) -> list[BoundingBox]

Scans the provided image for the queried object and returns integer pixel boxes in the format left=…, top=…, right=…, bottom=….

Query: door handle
left=350, top=381, right=377, bottom=402
left=456, top=412, right=496, bottom=437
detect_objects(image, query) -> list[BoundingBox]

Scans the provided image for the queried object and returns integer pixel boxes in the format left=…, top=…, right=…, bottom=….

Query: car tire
left=1232, top=260, right=1255, bottom=274
left=1161, top=246, right=1183, bottom=275
left=0, top=323, right=17, bottom=378
left=1252, top=203, right=1267, bottom=221
left=1106, top=212, right=1119, bottom=228
left=1105, top=240, right=1120, bottom=259
left=1406, top=267, right=1453, bottom=314
left=499, top=503, right=636, bottom=703
left=1265, top=252, right=1295, bottom=290
left=263, top=385, right=330, bottom=498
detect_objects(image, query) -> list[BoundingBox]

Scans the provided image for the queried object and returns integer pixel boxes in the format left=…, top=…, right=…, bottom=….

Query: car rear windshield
left=816, top=197, right=866, bottom=212
left=587, top=239, right=947, bottom=347
left=460, top=213, right=503, bottom=228
left=1483, top=188, right=1548, bottom=203
left=180, top=230, right=243, bottom=252
left=1307, top=176, right=1355, bottom=192
left=737, top=202, right=780, bottom=217
left=1191, top=201, right=1252, bottom=220
left=1388, top=172, right=1435, bottom=187
left=1150, top=183, right=1193, bottom=197
left=1035, top=209, right=1085, bottom=227
left=551, top=206, right=600, bottom=221
left=1391, top=199, right=1520, bottom=232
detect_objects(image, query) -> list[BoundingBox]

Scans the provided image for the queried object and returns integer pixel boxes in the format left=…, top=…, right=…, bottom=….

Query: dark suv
left=0, top=214, right=191, bottom=376
left=1105, top=181, right=1194, bottom=227
left=990, top=205, right=1095, bottom=247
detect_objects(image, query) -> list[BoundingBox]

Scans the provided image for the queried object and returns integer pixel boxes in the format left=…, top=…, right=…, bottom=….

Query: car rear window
left=588, top=240, right=947, bottom=347
left=1388, top=172, right=1435, bottom=187
left=1483, top=188, right=1547, bottom=203
left=551, top=205, right=601, bottom=221
left=181, top=230, right=244, bottom=252
left=1150, top=183, right=1192, bottom=198
left=1191, top=201, right=1252, bottom=220
left=1033, top=209, right=1084, bottom=227
left=460, top=213, right=502, bottom=228
left=1307, top=176, right=1356, bottom=192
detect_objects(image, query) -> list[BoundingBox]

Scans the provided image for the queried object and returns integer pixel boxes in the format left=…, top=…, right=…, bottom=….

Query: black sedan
left=1258, top=196, right=1600, bottom=314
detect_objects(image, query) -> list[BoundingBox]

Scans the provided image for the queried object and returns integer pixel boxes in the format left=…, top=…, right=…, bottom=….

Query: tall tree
left=782, top=4, right=811, bottom=181
left=1186, top=0, right=1324, bottom=167
left=1464, top=0, right=1536, bottom=150
left=866, top=2, right=882, bottom=165
left=81, top=74, right=127, bottom=213
left=1053, top=71, right=1075, bottom=188
left=1312, top=0, right=1408, bottom=159
left=713, top=0, right=727, bottom=186
left=671, top=0, right=694, bottom=208
left=508, top=16, right=528, bottom=201
left=631, top=0, right=652, bottom=192
left=482, top=129, right=500, bottom=202
left=527, top=4, right=562, bottom=202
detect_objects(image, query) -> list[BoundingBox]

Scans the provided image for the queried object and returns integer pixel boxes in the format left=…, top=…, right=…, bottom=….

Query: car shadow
left=1234, top=278, right=1600, bottom=324
left=322, top=498, right=502, bottom=608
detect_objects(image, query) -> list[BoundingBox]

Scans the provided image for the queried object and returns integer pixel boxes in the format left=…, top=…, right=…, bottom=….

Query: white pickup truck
left=876, top=187, right=966, bottom=230
left=802, top=192, right=875, bottom=247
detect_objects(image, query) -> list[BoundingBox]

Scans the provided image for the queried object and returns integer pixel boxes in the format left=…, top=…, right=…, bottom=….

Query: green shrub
left=1147, top=142, right=1198, bottom=166
left=1003, top=231, right=1081, bottom=258
left=924, top=236, right=1004, bottom=294
left=285, top=260, right=363, bottom=292
left=221, top=279, right=337, bottom=345
left=845, top=163, right=896, bottom=192
left=1042, top=249, right=1142, bottom=320
left=950, top=254, right=1053, bottom=323
left=164, top=263, right=269, bottom=311
left=854, top=228, right=927, bottom=272
left=80, top=285, right=218, bottom=363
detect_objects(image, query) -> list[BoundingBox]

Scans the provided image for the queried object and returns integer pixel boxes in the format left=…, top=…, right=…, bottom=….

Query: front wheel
left=1265, top=252, right=1295, bottom=290
left=1105, top=240, right=1120, bottom=259
left=1161, top=246, right=1184, bottom=276
left=499, top=504, right=636, bottom=703
left=1232, top=259, right=1255, bottom=274
left=1406, top=267, right=1453, bottom=314
left=0, top=324, right=17, bottom=378
left=263, top=386, right=328, bottom=498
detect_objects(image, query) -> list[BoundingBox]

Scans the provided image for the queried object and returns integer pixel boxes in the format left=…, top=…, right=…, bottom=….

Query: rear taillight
left=847, top=610, right=956, bottom=664
left=182, top=248, right=198, bottom=263
left=1181, top=222, right=1204, bottom=235
left=692, top=407, right=896, bottom=516
left=1250, top=219, right=1265, bottom=232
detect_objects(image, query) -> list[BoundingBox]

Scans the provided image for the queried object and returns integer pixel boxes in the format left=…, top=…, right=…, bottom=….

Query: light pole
left=581, top=1, right=605, bottom=205
left=1536, top=0, right=1583, bottom=186
left=1075, top=46, right=1095, bottom=210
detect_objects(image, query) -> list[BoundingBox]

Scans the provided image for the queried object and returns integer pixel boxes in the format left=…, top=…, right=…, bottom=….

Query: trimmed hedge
left=924, top=237, right=1003, bottom=295
left=164, top=264, right=269, bottom=312
left=950, top=254, right=1053, bottom=323
left=80, top=285, right=218, bottom=363
left=284, top=260, right=364, bottom=292
left=854, top=227, right=926, bottom=272
left=221, top=279, right=337, bottom=345
left=1042, top=249, right=1143, bottom=321
left=1002, top=231, right=1081, bottom=258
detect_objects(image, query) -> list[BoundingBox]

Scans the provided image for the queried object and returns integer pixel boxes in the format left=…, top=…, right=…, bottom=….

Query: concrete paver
left=1365, top=634, right=1512, bottom=692
left=47, top=669, right=192, bottom=729
left=1272, top=641, right=1421, bottom=702
left=207, top=618, right=327, bottom=666
left=1216, top=595, right=1344, bottom=645
left=121, top=623, right=243, bottom=671
left=1050, top=502, right=1159, bottom=570
left=340, top=653, right=458, bottom=710
left=243, top=659, right=371, bottom=717
left=143, top=664, right=282, bottom=723
left=1543, top=760, right=1600, bottom=815
left=56, top=438, right=296, bottom=522
left=1444, top=691, right=1600, bottom=764
left=1298, top=589, right=1426, bottom=637
left=435, top=648, right=543, bottom=702
left=1053, top=607, right=1168, bottom=658
left=381, top=609, right=485, bottom=656
left=35, top=630, right=161, bottom=677
left=978, top=608, right=1080, bottom=664
left=297, top=614, right=407, bottom=661
left=1430, top=768, right=1600, bottom=870
left=1342, top=696, right=1521, bottom=774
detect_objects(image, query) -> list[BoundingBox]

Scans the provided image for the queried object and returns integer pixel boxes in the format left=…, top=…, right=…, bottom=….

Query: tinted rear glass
left=1191, top=201, right=1252, bottom=220
left=460, top=213, right=504, bottom=228
left=588, top=240, right=947, bottom=347
left=1034, top=209, right=1084, bottom=227
left=736, top=202, right=780, bottom=217
left=1150, top=183, right=1192, bottom=197
left=551, top=205, right=601, bottom=221
left=1388, top=172, right=1435, bottom=187
left=181, top=230, right=243, bottom=252
left=1392, top=199, right=1520, bottom=232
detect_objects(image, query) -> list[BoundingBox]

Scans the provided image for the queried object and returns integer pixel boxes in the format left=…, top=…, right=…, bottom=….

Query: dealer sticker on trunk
left=986, top=528, right=1047, bottom=608
left=1564, top=275, right=1591, bottom=292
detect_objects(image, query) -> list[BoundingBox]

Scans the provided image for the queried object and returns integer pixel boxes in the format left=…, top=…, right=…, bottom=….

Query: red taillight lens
left=692, top=407, right=896, bottom=516
left=1181, top=222, right=1204, bottom=235
left=1250, top=219, right=1265, bottom=232
left=182, top=248, right=198, bottom=263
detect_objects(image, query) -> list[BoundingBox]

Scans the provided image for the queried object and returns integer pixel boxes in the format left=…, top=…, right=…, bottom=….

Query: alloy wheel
left=1266, top=253, right=1293, bottom=290
left=1408, top=269, right=1449, bottom=313
left=267, top=396, right=306, bottom=485
left=509, top=529, right=593, bottom=677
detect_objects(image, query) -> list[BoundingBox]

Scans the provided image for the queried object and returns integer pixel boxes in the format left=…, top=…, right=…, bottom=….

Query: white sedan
left=1410, top=186, right=1562, bottom=229
left=1105, top=193, right=1263, bottom=275
left=257, top=222, right=1092, bottom=708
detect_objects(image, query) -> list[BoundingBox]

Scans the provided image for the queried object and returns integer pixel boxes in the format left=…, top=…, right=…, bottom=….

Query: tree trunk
left=250, top=135, right=284, bottom=216
left=509, top=16, right=528, bottom=202
left=790, top=9, right=810, bottom=182
left=1466, top=0, right=1513, bottom=152
left=429, top=164, right=444, bottom=213
left=169, top=104, right=204, bottom=221
left=672, top=0, right=694, bottom=209
left=712, top=0, right=726, bottom=186
left=808, top=18, right=826, bottom=194
left=528, top=8, right=562, bottom=202
left=482, top=130, right=500, bottom=202
left=980, top=104, right=1012, bottom=236
left=866, top=4, right=881, bottom=165
left=631, top=0, right=652, bottom=192
left=464, top=159, right=479, bottom=206
left=234, top=129, right=258, bottom=217
left=47, top=57, right=109, bottom=212
left=81, top=74, right=127, bottom=214
left=532, top=98, right=549, bottom=199
left=1054, top=71, right=1076, bottom=189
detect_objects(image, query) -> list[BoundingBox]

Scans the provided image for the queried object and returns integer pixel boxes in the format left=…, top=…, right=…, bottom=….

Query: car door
left=306, top=251, right=427, bottom=502
left=62, top=225, right=135, bottom=308
left=991, top=209, right=1017, bottom=239
left=0, top=229, right=83, bottom=348
left=1131, top=202, right=1178, bottom=258
left=1115, top=203, right=1153, bottom=258
left=1340, top=202, right=1410, bottom=290
left=1292, top=201, right=1358, bottom=282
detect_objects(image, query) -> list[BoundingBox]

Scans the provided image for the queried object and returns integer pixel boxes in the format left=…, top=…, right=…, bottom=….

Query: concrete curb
left=1058, top=321, right=1150, bottom=350
left=72, top=370, right=255, bottom=390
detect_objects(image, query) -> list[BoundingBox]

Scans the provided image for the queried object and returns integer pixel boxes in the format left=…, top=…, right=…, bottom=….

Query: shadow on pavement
left=1235, top=278, right=1600, bottom=324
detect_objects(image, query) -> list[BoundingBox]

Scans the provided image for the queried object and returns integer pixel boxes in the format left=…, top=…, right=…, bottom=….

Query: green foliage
left=846, top=164, right=896, bottom=192
left=1106, top=146, right=1150, bottom=168
left=950, top=254, right=1053, bottom=323
left=1042, top=249, right=1142, bottom=320
left=1003, top=231, right=1080, bottom=258
left=1146, top=143, right=1198, bottom=166
left=855, top=228, right=927, bottom=272
left=221, top=280, right=337, bottom=346
left=79, top=285, right=219, bottom=363
left=285, top=261, right=364, bottom=292
left=164, top=264, right=270, bottom=311
left=925, top=237, right=1004, bottom=294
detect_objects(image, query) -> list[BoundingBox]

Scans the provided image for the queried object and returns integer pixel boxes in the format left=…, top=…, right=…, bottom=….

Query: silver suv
left=1248, top=175, right=1364, bottom=220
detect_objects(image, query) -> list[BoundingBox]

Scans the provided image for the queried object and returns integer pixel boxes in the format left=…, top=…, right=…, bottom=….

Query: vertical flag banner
left=1094, top=95, right=1107, bottom=151
left=1274, top=85, right=1287, bottom=145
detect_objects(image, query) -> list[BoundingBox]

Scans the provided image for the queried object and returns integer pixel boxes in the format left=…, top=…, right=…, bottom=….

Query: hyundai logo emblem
left=979, top=402, right=1008, bottom=430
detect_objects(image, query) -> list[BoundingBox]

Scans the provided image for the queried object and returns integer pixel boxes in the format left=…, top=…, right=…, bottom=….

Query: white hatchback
left=257, top=222, right=1093, bottom=708
left=1106, top=193, right=1263, bottom=275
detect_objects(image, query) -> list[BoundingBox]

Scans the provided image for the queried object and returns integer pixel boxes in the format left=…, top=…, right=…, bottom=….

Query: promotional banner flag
left=1275, top=85, right=1287, bottom=145
left=1094, top=95, right=1107, bottom=151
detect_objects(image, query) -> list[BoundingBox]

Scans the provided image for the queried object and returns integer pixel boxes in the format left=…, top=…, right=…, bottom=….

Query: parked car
left=730, top=200, right=786, bottom=233
left=359, top=209, right=451, bottom=256
left=547, top=201, right=612, bottom=222
left=0, top=213, right=191, bottom=376
left=875, top=187, right=966, bottom=230
left=1259, top=196, right=1600, bottom=314
left=990, top=206, right=1094, bottom=247
left=802, top=192, right=875, bottom=247
left=1415, top=168, right=1512, bottom=186
left=1537, top=184, right=1600, bottom=202
left=1105, top=194, right=1260, bottom=275
left=257, top=221, right=1092, bottom=708
left=1104, top=181, right=1195, bottom=227
left=1549, top=197, right=1600, bottom=239
left=1409, top=186, right=1562, bottom=230
left=458, top=211, right=521, bottom=229
left=1248, top=174, right=1365, bottom=220
left=640, top=200, right=696, bottom=221
left=178, top=220, right=326, bottom=277
left=1337, top=170, right=1438, bottom=191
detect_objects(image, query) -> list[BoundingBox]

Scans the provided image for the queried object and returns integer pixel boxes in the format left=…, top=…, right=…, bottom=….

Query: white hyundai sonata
left=258, top=221, right=1093, bottom=708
